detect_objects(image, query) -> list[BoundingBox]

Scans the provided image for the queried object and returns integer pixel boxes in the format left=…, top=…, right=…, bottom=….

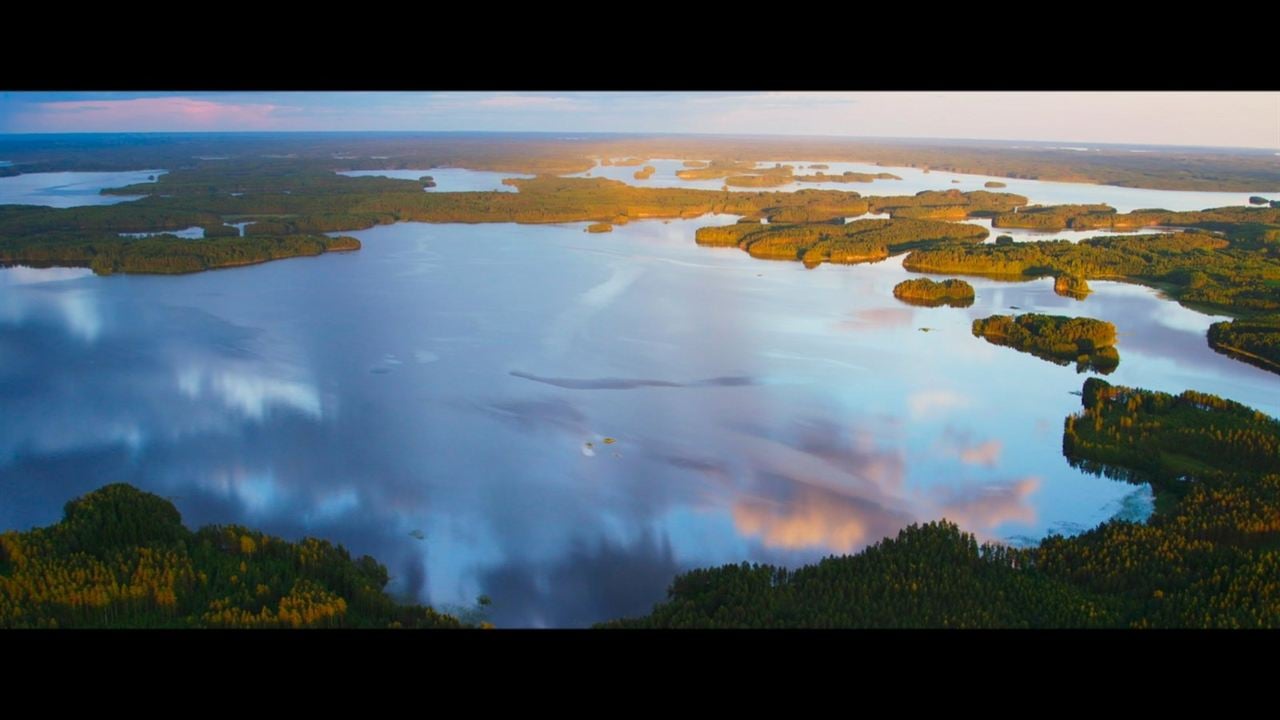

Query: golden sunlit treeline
left=991, top=204, right=1280, bottom=233
left=903, top=229, right=1280, bottom=316
left=793, top=171, right=903, bottom=184
left=1, top=233, right=361, bottom=275
left=891, top=278, right=975, bottom=307
left=1207, top=317, right=1280, bottom=374
left=0, top=485, right=465, bottom=629
left=1054, top=274, right=1092, bottom=299
left=1, top=171, right=1025, bottom=274
left=972, top=314, right=1120, bottom=374
left=674, top=160, right=787, bottom=181
left=603, top=379, right=1280, bottom=628
left=696, top=217, right=989, bottom=266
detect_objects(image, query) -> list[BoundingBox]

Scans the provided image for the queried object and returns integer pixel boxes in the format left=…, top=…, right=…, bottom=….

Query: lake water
left=337, top=168, right=534, bottom=192
left=0, top=170, right=165, bottom=208
left=570, top=159, right=1273, bottom=212
left=119, top=226, right=205, bottom=240
left=2, top=212, right=1276, bottom=627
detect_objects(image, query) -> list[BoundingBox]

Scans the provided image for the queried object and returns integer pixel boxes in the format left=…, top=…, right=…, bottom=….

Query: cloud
left=959, top=440, right=1003, bottom=467
left=473, top=94, right=589, bottom=110
left=733, top=484, right=911, bottom=554
left=935, top=477, right=1040, bottom=535
left=176, top=365, right=322, bottom=421
left=907, top=389, right=971, bottom=420
left=21, top=96, right=287, bottom=132
left=835, top=306, right=915, bottom=331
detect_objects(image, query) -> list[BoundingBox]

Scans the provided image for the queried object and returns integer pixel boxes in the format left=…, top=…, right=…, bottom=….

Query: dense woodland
left=793, top=171, right=903, bottom=183
left=1054, top=274, right=1092, bottom=299
left=0, top=485, right=467, bottom=628
left=699, top=217, right=990, bottom=266
left=903, top=228, right=1280, bottom=317
left=992, top=204, right=1280, bottom=233
left=1, top=166, right=1031, bottom=273
left=892, top=277, right=975, bottom=307
left=605, top=380, right=1280, bottom=628
left=1206, top=317, right=1280, bottom=374
left=972, top=313, right=1120, bottom=373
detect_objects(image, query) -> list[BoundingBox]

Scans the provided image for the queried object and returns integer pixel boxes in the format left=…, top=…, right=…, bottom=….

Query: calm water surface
left=0, top=170, right=164, bottom=207
left=571, top=159, right=1274, bottom=212
left=337, top=168, right=533, bottom=192
left=119, top=226, right=205, bottom=240
left=2, top=213, right=1276, bottom=627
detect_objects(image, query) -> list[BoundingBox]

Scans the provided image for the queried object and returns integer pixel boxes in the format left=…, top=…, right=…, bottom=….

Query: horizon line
left=0, top=130, right=1275, bottom=153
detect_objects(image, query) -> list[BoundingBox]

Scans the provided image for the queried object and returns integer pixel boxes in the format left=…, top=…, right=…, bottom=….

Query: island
left=1207, top=317, right=1280, bottom=374
left=892, top=277, right=975, bottom=307
left=902, top=222, right=1280, bottom=318
left=697, top=217, right=989, bottom=267
left=971, top=313, right=1120, bottom=373
left=793, top=171, right=902, bottom=183
left=1054, top=274, right=1092, bottom=299
left=724, top=173, right=792, bottom=188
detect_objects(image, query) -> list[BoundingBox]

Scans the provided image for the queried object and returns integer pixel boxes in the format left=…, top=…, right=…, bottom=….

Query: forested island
left=892, top=278, right=975, bottom=307
left=602, top=379, right=1280, bottom=628
left=697, top=216, right=989, bottom=266
left=0, top=484, right=468, bottom=628
left=903, top=226, right=1280, bottom=317
left=1207, top=317, right=1280, bottom=373
left=692, top=188, right=1031, bottom=266
left=972, top=314, right=1120, bottom=373
left=990, top=203, right=1280, bottom=233
left=1054, top=274, right=1092, bottom=299
left=793, top=171, right=902, bottom=183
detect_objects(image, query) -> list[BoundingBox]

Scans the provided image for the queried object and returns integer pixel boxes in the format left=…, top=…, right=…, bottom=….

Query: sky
left=0, top=92, right=1277, bottom=149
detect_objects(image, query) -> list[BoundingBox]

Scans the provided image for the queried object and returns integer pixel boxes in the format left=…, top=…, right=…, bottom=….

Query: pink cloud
left=733, top=485, right=911, bottom=554
left=935, top=477, right=1040, bottom=535
left=959, top=440, right=1002, bottom=467
left=474, top=95, right=586, bottom=110
left=20, top=97, right=286, bottom=132
left=835, top=306, right=915, bottom=331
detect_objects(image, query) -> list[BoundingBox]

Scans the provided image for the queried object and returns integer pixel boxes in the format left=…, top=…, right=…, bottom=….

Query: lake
left=570, top=159, right=1274, bottom=212
left=2, top=161, right=1268, bottom=215
left=0, top=170, right=165, bottom=207
left=119, top=226, right=205, bottom=240
left=2, top=209, right=1276, bottom=627
left=338, top=168, right=534, bottom=192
